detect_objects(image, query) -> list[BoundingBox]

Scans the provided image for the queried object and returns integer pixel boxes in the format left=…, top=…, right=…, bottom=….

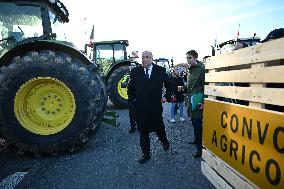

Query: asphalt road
left=0, top=101, right=214, bottom=189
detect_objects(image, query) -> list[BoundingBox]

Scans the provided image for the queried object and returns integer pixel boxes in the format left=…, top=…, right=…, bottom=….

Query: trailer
left=202, top=37, right=284, bottom=188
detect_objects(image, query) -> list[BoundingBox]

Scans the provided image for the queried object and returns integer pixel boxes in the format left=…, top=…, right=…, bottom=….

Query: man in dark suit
left=128, top=50, right=171, bottom=164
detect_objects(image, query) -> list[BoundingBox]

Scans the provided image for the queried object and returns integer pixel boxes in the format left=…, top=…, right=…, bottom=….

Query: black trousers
left=192, top=118, right=203, bottom=152
left=140, top=127, right=169, bottom=155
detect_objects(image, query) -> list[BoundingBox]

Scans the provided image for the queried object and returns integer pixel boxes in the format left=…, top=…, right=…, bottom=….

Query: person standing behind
left=121, top=75, right=137, bottom=133
left=128, top=50, right=171, bottom=164
left=128, top=95, right=137, bottom=133
left=179, top=50, right=205, bottom=158
left=169, top=67, right=186, bottom=123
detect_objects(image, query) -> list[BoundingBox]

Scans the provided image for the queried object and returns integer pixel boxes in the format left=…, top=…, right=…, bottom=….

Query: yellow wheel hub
left=14, top=77, right=76, bottom=135
left=117, top=76, right=128, bottom=100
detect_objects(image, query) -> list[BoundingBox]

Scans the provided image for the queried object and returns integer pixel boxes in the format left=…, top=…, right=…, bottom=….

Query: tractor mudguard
left=0, top=40, right=95, bottom=68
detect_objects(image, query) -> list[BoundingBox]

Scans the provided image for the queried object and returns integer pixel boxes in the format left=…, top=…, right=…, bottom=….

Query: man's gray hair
left=142, top=50, right=153, bottom=59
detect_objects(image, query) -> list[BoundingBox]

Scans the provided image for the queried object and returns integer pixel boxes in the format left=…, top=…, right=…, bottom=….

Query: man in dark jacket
left=179, top=50, right=205, bottom=158
left=128, top=50, right=171, bottom=164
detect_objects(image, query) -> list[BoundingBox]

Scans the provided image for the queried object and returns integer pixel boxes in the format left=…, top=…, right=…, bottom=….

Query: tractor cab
left=153, top=58, right=173, bottom=75
left=0, top=0, right=69, bottom=57
left=84, top=39, right=139, bottom=108
left=213, top=37, right=261, bottom=55
left=92, top=40, right=128, bottom=76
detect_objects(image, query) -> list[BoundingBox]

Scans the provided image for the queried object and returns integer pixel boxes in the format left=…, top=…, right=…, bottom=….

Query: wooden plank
left=204, top=98, right=284, bottom=115
left=205, top=65, right=284, bottom=83
left=204, top=85, right=284, bottom=106
left=249, top=63, right=266, bottom=108
left=207, top=69, right=217, bottom=100
left=202, top=149, right=258, bottom=189
left=206, top=46, right=253, bottom=69
left=206, top=38, right=284, bottom=69
left=201, top=161, right=233, bottom=189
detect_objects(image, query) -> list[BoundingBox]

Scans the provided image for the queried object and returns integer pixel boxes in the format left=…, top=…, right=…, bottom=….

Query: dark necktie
left=145, top=68, right=149, bottom=79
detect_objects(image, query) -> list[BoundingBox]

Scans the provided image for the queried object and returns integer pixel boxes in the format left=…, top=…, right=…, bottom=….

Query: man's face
left=142, top=51, right=153, bottom=68
left=186, top=54, right=197, bottom=66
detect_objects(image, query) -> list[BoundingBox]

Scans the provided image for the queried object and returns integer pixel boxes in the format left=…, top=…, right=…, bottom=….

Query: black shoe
left=138, top=154, right=151, bottom=164
left=192, top=151, right=202, bottom=158
left=128, top=127, right=136, bottom=133
left=188, top=140, right=197, bottom=145
left=162, top=142, right=170, bottom=151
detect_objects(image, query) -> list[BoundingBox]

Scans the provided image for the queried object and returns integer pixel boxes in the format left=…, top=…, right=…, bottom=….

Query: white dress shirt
left=144, top=64, right=153, bottom=78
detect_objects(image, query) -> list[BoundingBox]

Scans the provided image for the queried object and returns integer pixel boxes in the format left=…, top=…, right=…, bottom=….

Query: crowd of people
left=123, top=28, right=284, bottom=165
left=127, top=49, right=205, bottom=164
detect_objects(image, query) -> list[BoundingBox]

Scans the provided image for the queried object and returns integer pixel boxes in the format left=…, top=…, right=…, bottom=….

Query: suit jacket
left=128, top=64, right=171, bottom=132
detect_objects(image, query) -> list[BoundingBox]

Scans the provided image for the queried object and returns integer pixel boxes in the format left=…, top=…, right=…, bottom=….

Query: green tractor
left=85, top=40, right=139, bottom=108
left=0, top=0, right=107, bottom=154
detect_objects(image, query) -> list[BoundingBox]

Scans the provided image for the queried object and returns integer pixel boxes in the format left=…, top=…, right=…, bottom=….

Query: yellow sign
left=203, top=100, right=284, bottom=189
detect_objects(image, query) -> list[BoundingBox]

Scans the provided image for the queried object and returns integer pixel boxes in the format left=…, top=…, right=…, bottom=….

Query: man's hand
left=161, top=97, right=167, bottom=103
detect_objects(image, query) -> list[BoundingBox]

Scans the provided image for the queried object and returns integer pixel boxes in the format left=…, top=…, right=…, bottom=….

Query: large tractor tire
left=107, top=65, right=130, bottom=109
left=0, top=50, right=106, bottom=154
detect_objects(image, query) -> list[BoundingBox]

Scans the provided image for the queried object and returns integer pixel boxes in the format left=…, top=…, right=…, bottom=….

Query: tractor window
left=49, top=11, right=68, bottom=41
left=95, top=44, right=113, bottom=76
left=96, top=44, right=113, bottom=61
left=114, top=44, right=125, bottom=62
left=0, top=2, right=43, bottom=51
left=218, top=44, right=235, bottom=54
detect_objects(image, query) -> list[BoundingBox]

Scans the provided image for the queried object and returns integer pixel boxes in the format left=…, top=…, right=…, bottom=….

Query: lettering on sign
left=203, top=100, right=284, bottom=188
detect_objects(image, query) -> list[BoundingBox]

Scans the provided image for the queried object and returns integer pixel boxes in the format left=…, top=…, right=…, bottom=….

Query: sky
left=60, top=0, right=284, bottom=64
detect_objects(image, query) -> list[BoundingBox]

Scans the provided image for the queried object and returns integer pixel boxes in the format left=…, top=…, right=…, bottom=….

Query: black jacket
left=127, top=64, right=171, bottom=132
left=169, top=75, right=185, bottom=103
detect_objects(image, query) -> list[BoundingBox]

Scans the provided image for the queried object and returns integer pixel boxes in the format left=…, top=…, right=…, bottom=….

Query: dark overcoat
left=127, top=64, right=171, bottom=133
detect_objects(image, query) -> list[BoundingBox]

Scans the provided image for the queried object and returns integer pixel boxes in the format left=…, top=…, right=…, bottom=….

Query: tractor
left=85, top=40, right=139, bottom=108
left=153, top=57, right=173, bottom=75
left=212, top=36, right=261, bottom=55
left=0, top=0, right=107, bottom=154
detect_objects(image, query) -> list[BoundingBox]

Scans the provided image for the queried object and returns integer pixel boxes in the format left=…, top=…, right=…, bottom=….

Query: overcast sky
left=61, top=0, right=284, bottom=63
